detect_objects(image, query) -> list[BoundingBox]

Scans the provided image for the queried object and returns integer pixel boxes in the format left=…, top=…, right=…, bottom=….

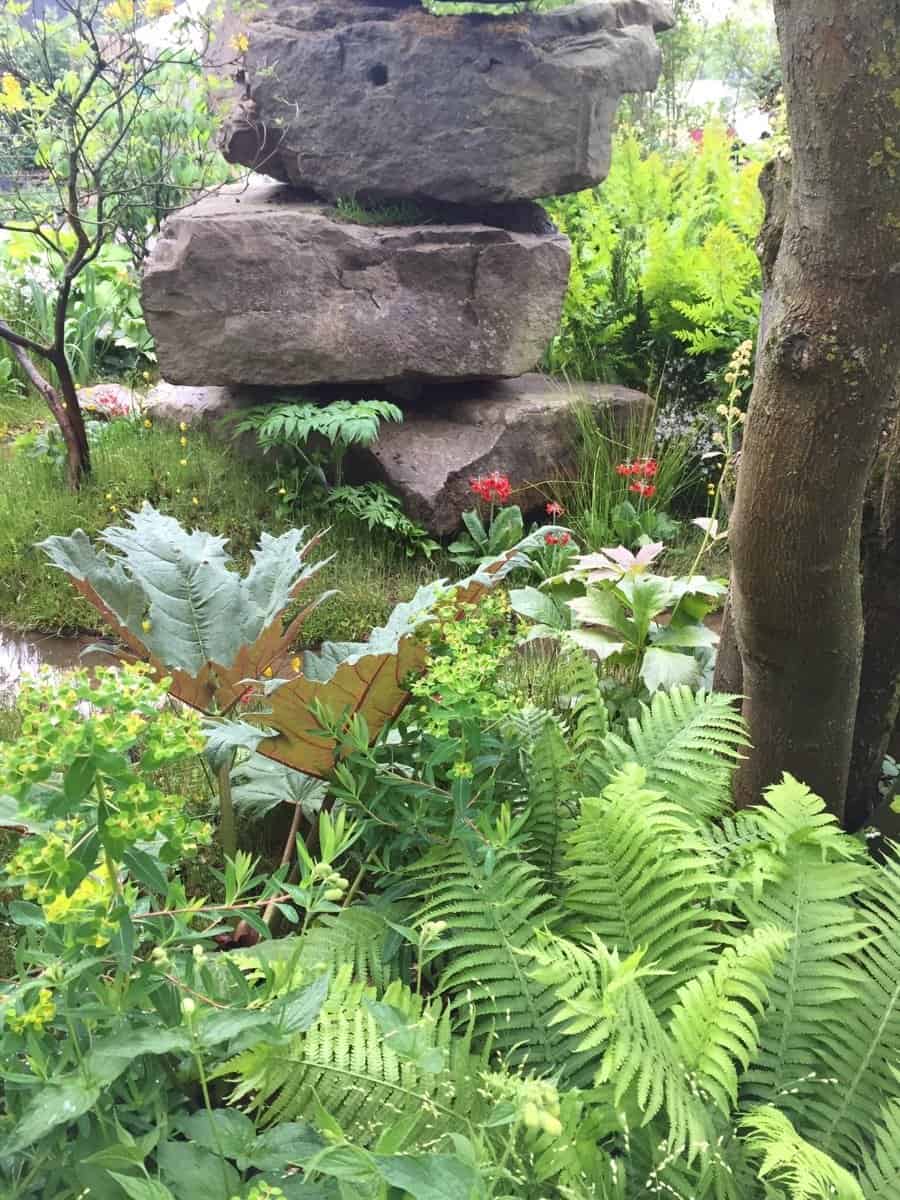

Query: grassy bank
left=0, top=419, right=443, bottom=641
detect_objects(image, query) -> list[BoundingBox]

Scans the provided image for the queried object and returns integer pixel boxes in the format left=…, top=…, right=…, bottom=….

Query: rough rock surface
left=143, top=374, right=651, bottom=532
left=214, top=0, right=674, bottom=206
left=350, top=374, right=652, bottom=533
left=142, top=185, right=570, bottom=388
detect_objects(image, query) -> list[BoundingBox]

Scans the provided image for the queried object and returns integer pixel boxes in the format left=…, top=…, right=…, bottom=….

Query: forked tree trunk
left=4, top=338, right=91, bottom=488
left=728, top=1, right=900, bottom=818
left=846, top=409, right=900, bottom=830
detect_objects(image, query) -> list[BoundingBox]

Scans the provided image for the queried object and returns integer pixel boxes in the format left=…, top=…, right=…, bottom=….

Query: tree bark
left=728, top=1, right=900, bottom=818
left=0, top=330, right=91, bottom=489
left=713, top=157, right=792, bottom=700
left=846, top=406, right=900, bottom=830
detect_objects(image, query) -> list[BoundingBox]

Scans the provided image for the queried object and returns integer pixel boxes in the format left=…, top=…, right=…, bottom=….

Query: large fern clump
left=220, top=681, right=900, bottom=1200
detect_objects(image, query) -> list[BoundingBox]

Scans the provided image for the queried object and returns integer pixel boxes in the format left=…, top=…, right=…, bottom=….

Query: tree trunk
left=2, top=336, right=91, bottom=488
left=713, top=157, right=792, bottom=699
left=728, top=1, right=900, bottom=818
left=846, top=406, right=900, bottom=830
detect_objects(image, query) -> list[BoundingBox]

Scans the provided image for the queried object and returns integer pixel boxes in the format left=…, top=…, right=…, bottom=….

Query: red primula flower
left=544, top=533, right=559, bottom=546
left=641, top=459, right=658, bottom=478
left=560, top=531, right=571, bottom=545
left=545, top=500, right=564, bottom=517
left=629, top=482, right=657, bottom=499
left=470, top=471, right=512, bottom=505
left=616, top=463, right=631, bottom=477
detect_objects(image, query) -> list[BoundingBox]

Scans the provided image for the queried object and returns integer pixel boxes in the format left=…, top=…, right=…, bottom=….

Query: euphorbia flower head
left=574, top=542, right=665, bottom=582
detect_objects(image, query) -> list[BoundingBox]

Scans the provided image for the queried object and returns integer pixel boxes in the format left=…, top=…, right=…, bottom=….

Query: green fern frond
left=522, top=719, right=577, bottom=887
left=528, top=932, right=713, bottom=1159
left=804, top=852, right=900, bottom=1168
left=669, top=927, right=790, bottom=1115
left=224, top=968, right=484, bottom=1146
left=296, top=905, right=401, bottom=990
left=738, top=778, right=871, bottom=1122
left=562, top=763, right=724, bottom=1013
left=860, top=1099, right=900, bottom=1200
left=741, top=1106, right=864, bottom=1200
left=597, top=688, right=748, bottom=821
left=411, top=845, right=564, bottom=1072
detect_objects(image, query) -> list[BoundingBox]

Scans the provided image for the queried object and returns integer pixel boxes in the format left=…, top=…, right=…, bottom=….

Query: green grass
left=332, top=197, right=426, bottom=226
left=0, top=418, right=446, bottom=640
left=549, top=402, right=702, bottom=552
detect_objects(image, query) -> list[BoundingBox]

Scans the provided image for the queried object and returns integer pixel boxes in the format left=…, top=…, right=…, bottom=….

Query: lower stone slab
left=145, top=374, right=651, bottom=534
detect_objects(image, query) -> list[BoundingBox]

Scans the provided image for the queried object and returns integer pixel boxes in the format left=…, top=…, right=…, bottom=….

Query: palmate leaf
left=40, top=505, right=518, bottom=779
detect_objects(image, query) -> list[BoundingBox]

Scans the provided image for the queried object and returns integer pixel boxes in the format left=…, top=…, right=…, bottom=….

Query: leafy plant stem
left=190, top=1035, right=232, bottom=1197
left=262, top=802, right=307, bottom=927
left=342, top=849, right=376, bottom=909
left=217, top=758, right=237, bottom=860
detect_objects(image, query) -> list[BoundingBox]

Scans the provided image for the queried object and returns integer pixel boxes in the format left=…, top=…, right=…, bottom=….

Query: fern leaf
left=225, top=969, right=485, bottom=1146
left=523, top=720, right=577, bottom=887
left=597, top=688, right=748, bottom=821
left=669, top=927, right=790, bottom=1115
left=741, top=1106, right=864, bottom=1200
left=562, top=763, right=723, bottom=1013
left=860, top=1099, right=900, bottom=1200
left=804, top=852, right=900, bottom=1168
left=738, top=778, right=871, bottom=1122
left=411, top=845, right=564, bottom=1072
left=528, top=932, right=713, bottom=1159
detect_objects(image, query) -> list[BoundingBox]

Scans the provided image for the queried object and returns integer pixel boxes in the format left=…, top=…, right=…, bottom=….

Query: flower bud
left=181, top=996, right=196, bottom=1017
left=522, top=1102, right=541, bottom=1129
left=324, top=888, right=344, bottom=902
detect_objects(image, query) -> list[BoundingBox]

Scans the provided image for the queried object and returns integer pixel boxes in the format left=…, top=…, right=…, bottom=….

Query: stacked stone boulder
left=142, top=0, right=673, bottom=531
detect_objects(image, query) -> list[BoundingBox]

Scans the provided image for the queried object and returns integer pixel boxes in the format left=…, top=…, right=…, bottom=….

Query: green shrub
left=545, top=125, right=765, bottom=396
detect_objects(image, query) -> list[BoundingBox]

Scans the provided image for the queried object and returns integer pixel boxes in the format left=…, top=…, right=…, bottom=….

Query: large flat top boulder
left=141, top=185, right=570, bottom=388
left=214, top=0, right=674, bottom=206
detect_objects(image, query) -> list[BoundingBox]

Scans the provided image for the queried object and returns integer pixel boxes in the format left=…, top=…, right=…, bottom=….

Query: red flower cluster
left=616, top=459, right=658, bottom=479
left=545, top=500, right=565, bottom=518
left=545, top=531, right=571, bottom=546
left=629, top=482, right=656, bottom=498
left=470, top=471, right=512, bottom=505
left=87, top=388, right=132, bottom=420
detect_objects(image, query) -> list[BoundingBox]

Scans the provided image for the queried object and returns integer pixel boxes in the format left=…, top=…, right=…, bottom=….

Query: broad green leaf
left=461, top=508, right=487, bottom=546
left=273, top=973, right=331, bottom=1034
left=374, top=1153, right=485, bottom=1200
left=109, top=1172, right=178, bottom=1200
left=204, top=719, right=272, bottom=770
left=7, top=1079, right=101, bottom=1155
left=157, top=1142, right=241, bottom=1200
left=244, top=1122, right=327, bottom=1170
left=487, top=504, right=524, bottom=552
left=366, top=1001, right=445, bottom=1073
left=567, top=629, right=628, bottom=661
left=509, top=586, right=571, bottom=631
left=640, top=647, right=702, bottom=693
left=173, top=1110, right=255, bottom=1159
left=568, top=587, right=637, bottom=643
left=41, top=506, right=517, bottom=780
left=652, top=624, right=719, bottom=650
left=230, top=754, right=327, bottom=819
left=619, top=575, right=674, bottom=638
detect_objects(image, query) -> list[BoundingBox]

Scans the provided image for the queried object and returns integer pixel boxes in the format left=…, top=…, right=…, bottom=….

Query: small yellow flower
left=105, top=491, right=113, bottom=500
left=278, top=486, right=287, bottom=496
left=142, top=371, right=151, bottom=381
left=143, top=418, right=152, bottom=429
left=262, top=666, right=273, bottom=678
left=191, top=496, right=199, bottom=506
left=109, top=505, right=118, bottom=513
left=290, top=656, right=301, bottom=672
left=0, top=74, right=26, bottom=113
left=104, top=0, right=134, bottom=20
left=179, top=458, right=188, bottom=466
left=179, top=421, right=187, bottom=432
left=231, top=31, right=250, bottom=53
left=707, top=483, right=716, bottom=496
left=179, top=436, right=187, bottom=447
left=142, top=619, right=152, bottom=632
left=146, top=0, right=175, bottom=16
left=450, top=761, right=474, bottom=780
